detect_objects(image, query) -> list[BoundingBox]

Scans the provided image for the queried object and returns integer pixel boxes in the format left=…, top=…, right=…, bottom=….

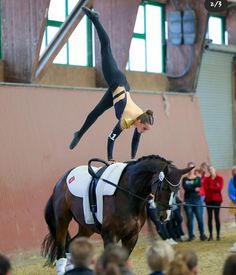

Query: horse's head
left=127, top=155, right=194, bottom=223
left=151, top=163, right=193, bottom=223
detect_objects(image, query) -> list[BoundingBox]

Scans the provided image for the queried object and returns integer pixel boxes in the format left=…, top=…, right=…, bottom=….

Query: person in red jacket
left=203, top=165, right=224, bottom=241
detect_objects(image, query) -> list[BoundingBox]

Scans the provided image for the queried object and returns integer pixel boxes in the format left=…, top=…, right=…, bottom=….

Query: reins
left=96, top=171, right=177, bottom=204
left=97, top=177, right=148, bottom=202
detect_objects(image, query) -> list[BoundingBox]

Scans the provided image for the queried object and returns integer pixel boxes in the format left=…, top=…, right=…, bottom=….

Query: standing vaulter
left=69, top=7, right=154, bottom=161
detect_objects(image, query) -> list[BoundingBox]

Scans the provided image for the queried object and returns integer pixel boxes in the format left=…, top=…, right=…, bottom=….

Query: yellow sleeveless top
left=112, top=86, right=143, bottom=130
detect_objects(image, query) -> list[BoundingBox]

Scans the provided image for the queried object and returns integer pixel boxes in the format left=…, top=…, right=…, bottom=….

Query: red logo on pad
left=69, top=176, right=75, bottom=184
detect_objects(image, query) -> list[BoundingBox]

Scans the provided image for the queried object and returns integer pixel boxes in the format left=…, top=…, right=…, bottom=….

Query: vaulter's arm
left=131, top=128, right=141, bottom=160
left=107, top=122, right=123, bottom=161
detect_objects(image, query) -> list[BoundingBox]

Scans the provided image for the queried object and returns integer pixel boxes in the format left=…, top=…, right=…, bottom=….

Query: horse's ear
left=179, top=166, right=194, bottom=175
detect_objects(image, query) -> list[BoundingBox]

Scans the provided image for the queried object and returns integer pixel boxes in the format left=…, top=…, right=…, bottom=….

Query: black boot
left=208, top=235, right=213, bottom=241
left=200, top=234, right=207, bottom=241
left=69, top=131, right=81, bottom=150
left=82, top=6, right=99, bottom=19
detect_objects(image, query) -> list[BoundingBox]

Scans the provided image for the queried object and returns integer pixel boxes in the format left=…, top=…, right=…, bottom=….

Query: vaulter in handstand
left=69, top=7, right=154, bottom=161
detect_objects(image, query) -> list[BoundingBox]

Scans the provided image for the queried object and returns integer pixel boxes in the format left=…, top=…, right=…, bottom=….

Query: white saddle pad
left=66, top=162, right=127, bottom=224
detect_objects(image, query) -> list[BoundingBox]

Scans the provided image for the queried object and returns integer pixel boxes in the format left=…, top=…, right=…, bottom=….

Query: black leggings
left=94, top=17, right=129, bottom=91
left=76, top=15, right=129, bottom=137
left=206, top=201, right=221, bottom=237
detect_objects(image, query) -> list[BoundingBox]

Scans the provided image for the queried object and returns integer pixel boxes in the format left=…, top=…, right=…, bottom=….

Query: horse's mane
left=126, top=154, right=173, bottom=173
left=125, top=155, right=173, bottom=190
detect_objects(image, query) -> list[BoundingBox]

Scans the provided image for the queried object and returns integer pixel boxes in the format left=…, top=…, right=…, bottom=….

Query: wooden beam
left=166, top=0, right=208, bottom=92
left=226, top=7, right=236, bottom=45
left=34, top=0, right=93, bottom=81
left=93, top=0, right=140, bottom=87
left=1, top=0, right=51, bottom=83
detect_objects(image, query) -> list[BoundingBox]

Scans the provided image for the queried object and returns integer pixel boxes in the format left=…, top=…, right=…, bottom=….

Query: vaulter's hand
left=69, top=131, right=80, bottom=150
left=108, top=159, right=116, bottom=165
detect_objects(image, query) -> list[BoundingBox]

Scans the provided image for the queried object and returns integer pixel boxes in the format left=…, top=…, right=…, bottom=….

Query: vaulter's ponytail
left=137, top=110, right=154, bottom=125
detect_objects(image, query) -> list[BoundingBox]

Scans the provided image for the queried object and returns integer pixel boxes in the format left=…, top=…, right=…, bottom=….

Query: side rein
left=87, top=158, right=180, bottom=212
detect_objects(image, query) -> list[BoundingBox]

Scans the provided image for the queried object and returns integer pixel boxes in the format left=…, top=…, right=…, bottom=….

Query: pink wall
left=0, top=84, right=232, bottom=253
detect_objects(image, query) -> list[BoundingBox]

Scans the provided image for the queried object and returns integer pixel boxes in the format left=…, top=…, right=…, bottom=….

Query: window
left=206, top=16, right=226, bottom=45
left=40, top=0, right=92, bottom=66
left=127, top=1, right=165, bottom=73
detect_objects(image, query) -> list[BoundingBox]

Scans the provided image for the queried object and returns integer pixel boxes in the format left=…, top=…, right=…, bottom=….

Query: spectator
left=203, top=165, right=224, bottom=241
left=175, top=249, right=199, bottom=275
left=227, top=166, right=236, bottom=252
left=182, top=162, right=207, bottom=241
left=0, top=254, right=11, bottom=275
left=222, top=254, right=236, bottom=275
left=172, top=195, right=187, bottom=241
left=199, top=162, right=210, bottom=179
left=195, top=168, right=205, bottom=199
left=147, top=194, right=178, bottom=245
left=145, top=240, right=174, bottom=275
left=166, top=255, right=191, bottom=275
left=198, top=161, right=209, bottom=203
left=228, top=165, right=236, bottom=224
left=165, top=195, right=187, bottom=242
left=95, top=244, right=133, bottom=275
left=195, top=167, right=206, bottom=232
left=64, top=237, right=95, bottom=275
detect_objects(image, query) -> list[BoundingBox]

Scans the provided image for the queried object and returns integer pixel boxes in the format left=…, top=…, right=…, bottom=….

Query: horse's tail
left=41, top=195, right=57, bottom=266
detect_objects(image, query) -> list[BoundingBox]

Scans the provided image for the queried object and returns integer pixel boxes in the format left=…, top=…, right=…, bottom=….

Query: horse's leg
left=121, top=231, right=139, bottom=256
left=101, top=228, right=117, bottom=247
left=66, top=223, right=94, bottom=250
left=55, top=208, right=72, bottom=275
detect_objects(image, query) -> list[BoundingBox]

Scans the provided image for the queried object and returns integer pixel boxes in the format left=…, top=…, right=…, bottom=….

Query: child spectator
left=145, top=240, right=174, bottom=275
left=64, top=237, right=95, bottom=275
left=222, top=254, right=236, bottom=275
left=95, top=244, right=133, bottom=275
left=166, top=256, right=191, bottom=275
left=175, top=249, right=199, bottom=275
left=0, top=254, right=11, bottom=275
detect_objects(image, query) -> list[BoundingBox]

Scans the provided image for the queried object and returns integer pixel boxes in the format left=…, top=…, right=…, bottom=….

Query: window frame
left=207, top=15, right=226, bottom=45
left=127, top=0, right=166, bottom=73
left=44, top=0, right=93, bottom=66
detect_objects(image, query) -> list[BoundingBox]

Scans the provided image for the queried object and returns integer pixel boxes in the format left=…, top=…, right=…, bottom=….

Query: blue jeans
left=172, top=206, right=185, bottom=237
left=184, top=198, right=205, bottom=238
left=147, top=207, right=171, bottom=240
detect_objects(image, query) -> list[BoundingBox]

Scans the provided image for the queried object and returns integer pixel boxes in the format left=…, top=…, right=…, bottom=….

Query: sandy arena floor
left=11, top=222, right=236, bottom=275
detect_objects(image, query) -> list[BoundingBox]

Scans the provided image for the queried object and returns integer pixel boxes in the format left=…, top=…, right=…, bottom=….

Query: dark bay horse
left=42, top=155, right=192, bottom=268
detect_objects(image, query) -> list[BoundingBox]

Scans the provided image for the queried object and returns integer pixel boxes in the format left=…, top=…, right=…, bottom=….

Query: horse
left=41, top=155, right=192, bottom=273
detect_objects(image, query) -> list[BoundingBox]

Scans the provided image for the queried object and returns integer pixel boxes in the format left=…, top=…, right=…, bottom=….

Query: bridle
left=151, top=168, right=181, bottom=211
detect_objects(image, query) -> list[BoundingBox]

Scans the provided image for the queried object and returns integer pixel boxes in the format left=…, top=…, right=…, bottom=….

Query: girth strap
left=88, top=165, right=108, bottom=232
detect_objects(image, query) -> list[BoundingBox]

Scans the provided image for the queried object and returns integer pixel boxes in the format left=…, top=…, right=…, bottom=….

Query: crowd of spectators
left=148, top=161, right=225, bottom=243
left=2, top=236, right=236, bottom=275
